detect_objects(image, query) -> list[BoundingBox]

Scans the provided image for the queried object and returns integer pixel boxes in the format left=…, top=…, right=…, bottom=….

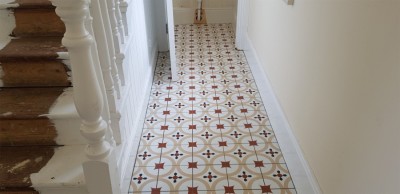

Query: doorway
left=172, top=0, right=238, bottom=27
left=161, top=0, right=249, bottom=80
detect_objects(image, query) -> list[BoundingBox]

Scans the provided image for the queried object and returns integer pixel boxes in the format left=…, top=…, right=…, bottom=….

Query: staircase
left=0, top=1, right=87, bottom=193
left=0, top=0, right=154, bottom=193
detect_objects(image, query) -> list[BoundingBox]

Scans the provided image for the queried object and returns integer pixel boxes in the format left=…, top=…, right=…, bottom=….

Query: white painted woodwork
left=90, top=0, right=118, bottom=114
left=235, top=0, right=249, bottom=50
left=30, top=145, right=87, bottom=194
left=107, top=0, right=126, bottom=86
left=119, top=0, right=129, bottom=36
left=88, top=0, right=119, bottom=146
left=44, top=88, right=86, bottom=145
left=99, top=0, right=122, bottom=101
left=196, top=0, right=201, bottom=21
left=166, top=0, right=178, bottom=81
left=114, top=0, right=125, bottom=44
left=50, top=0, right=119, bottom=193
left=0, top=3, right=15, bottom=87
left=0, top=2, right=14, bottom=50
left=154, top=0, right=169, bottom=51
left=115, top=0, right=158, bottom=189
left=0, top=0, right=159, bottom=193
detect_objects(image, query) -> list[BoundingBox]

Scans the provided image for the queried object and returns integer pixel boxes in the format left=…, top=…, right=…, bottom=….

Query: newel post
left=51, top=0, right=119, bottom=193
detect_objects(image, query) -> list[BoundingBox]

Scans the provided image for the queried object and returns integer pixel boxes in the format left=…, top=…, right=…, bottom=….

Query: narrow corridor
left=129, top=24, right=297, bottom=194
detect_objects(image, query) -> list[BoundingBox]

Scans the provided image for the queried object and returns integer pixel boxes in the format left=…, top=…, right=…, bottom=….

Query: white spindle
left=99, top=0, right=123, bottom=97
left=84, top=4, right=117, bottom=147
left=51, top=0, right=119, bottom=193
left=197, top=0, right=202, bottom=21
left=107, top=0, right=126, bottom=86
left=90, top=0, right=119, bottom=113
left=89, top=0, right=122, bottom=145
left=114, top=0, right=125, bottom=44
left=119, top=0, right=129, bottom=36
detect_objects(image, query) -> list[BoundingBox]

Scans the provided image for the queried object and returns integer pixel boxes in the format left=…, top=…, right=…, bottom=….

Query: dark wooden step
left=0, top=188, right=39, bottom=194
left=13, top=0, right=54, bottom=9
left=0, top=37, right=65, bottom=62
left=0, top=146, right=56, bottom=189
left=0, top=87, right=66, bottom=120
left=12, top=8, right=64, bottom=37
left=0, top=61, right=70, bottom=87
left=0, top=119, right=57, bottom=146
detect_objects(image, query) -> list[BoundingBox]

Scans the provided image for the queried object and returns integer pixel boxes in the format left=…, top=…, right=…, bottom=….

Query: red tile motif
left=129, top=24, right=296, bottom=194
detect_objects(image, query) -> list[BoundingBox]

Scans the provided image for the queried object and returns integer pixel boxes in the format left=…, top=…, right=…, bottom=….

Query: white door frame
left=235, top=0, right=250, bottom=50
left=165, top=0, right=178, bottom=81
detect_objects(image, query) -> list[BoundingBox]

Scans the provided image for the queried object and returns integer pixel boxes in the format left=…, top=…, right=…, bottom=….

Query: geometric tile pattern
left=129, top=24, right=297, bottom=194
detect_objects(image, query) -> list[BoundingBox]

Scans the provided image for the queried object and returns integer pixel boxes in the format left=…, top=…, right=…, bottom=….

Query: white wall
left=118, top=0, right=158, bottom=184
left=246, top=0, right=400, bottom=193
left=173, top=0, right=236, bottom=24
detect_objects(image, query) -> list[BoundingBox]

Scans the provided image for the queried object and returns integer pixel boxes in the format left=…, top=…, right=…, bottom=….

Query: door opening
left=163, top=0, right=249, bottom=80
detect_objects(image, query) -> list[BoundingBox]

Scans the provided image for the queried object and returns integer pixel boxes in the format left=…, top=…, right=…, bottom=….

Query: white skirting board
left=243, top=35, right=322, bottom=194
left=174, top=7, right=235, bottom=25
left=118, top=48, right=158, bottom=194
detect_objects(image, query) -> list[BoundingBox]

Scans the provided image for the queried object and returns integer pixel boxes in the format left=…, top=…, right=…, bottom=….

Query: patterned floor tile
left=129, top=24, right=297, bottom=194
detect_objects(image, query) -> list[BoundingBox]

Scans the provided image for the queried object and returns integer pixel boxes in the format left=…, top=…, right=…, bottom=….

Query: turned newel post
left=51, top=0, right=119, bottom=193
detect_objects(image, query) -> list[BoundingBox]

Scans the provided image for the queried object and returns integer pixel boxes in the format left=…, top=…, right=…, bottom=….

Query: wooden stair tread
left=13, top=8, right=65, bottom=37
left=0, top=87, right=67, bottom=120
left=0, top=146, right=56, bottom=188
left=0, top=61, right=71, bottom=87
left=0, top=37, right=65, bottom=61
left=13, top=0, right=53, bottom=9
left=0, top=119, right=57, bottom=146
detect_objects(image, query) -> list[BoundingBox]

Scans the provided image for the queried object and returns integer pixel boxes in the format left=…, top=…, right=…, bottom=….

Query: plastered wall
left=247, top=0, right=400, bottom=193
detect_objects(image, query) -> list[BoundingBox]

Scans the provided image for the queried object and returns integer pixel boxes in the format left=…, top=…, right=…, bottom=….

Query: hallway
left=129, top=24, right=297, bottom=193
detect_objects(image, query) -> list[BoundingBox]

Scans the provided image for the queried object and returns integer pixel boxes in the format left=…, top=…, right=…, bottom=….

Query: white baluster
left=51, top=0, right=119, bottom=193
left=114, top=0, right=125, bottom=44
left=99, top=0, right=124, bottom=95
left=107, top=0, right=126, bottom=86
left=197, top=0, right=202, bottom=21
left=89, top=0, right=119, bottom=113
left=90, top=0, right=122, bottom=145
left=99, top=0, right=123, bottom=143
left=119, top=0, right=129, bottom=36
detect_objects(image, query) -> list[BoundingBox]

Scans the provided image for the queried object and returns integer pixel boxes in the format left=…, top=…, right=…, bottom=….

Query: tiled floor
left=129, top=24, right=297, bottom=194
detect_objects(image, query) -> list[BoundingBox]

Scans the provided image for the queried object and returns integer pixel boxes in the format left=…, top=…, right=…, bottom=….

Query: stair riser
left=0, top=119, right=56, bottom=146
left=0, top=61, right=71, bottom=87
left=0, top=88, right=88, bottom=146
left=0, top=146, right=55, bottom=188
left=13, top=9, right=64, bottom=37
left=0, top=189, right=39, bottom=194
left=0, top=37, right=66, bottom=62
left=0, top=118, right=86, bottom=146
left=0, top=88, right=65, bottom=120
